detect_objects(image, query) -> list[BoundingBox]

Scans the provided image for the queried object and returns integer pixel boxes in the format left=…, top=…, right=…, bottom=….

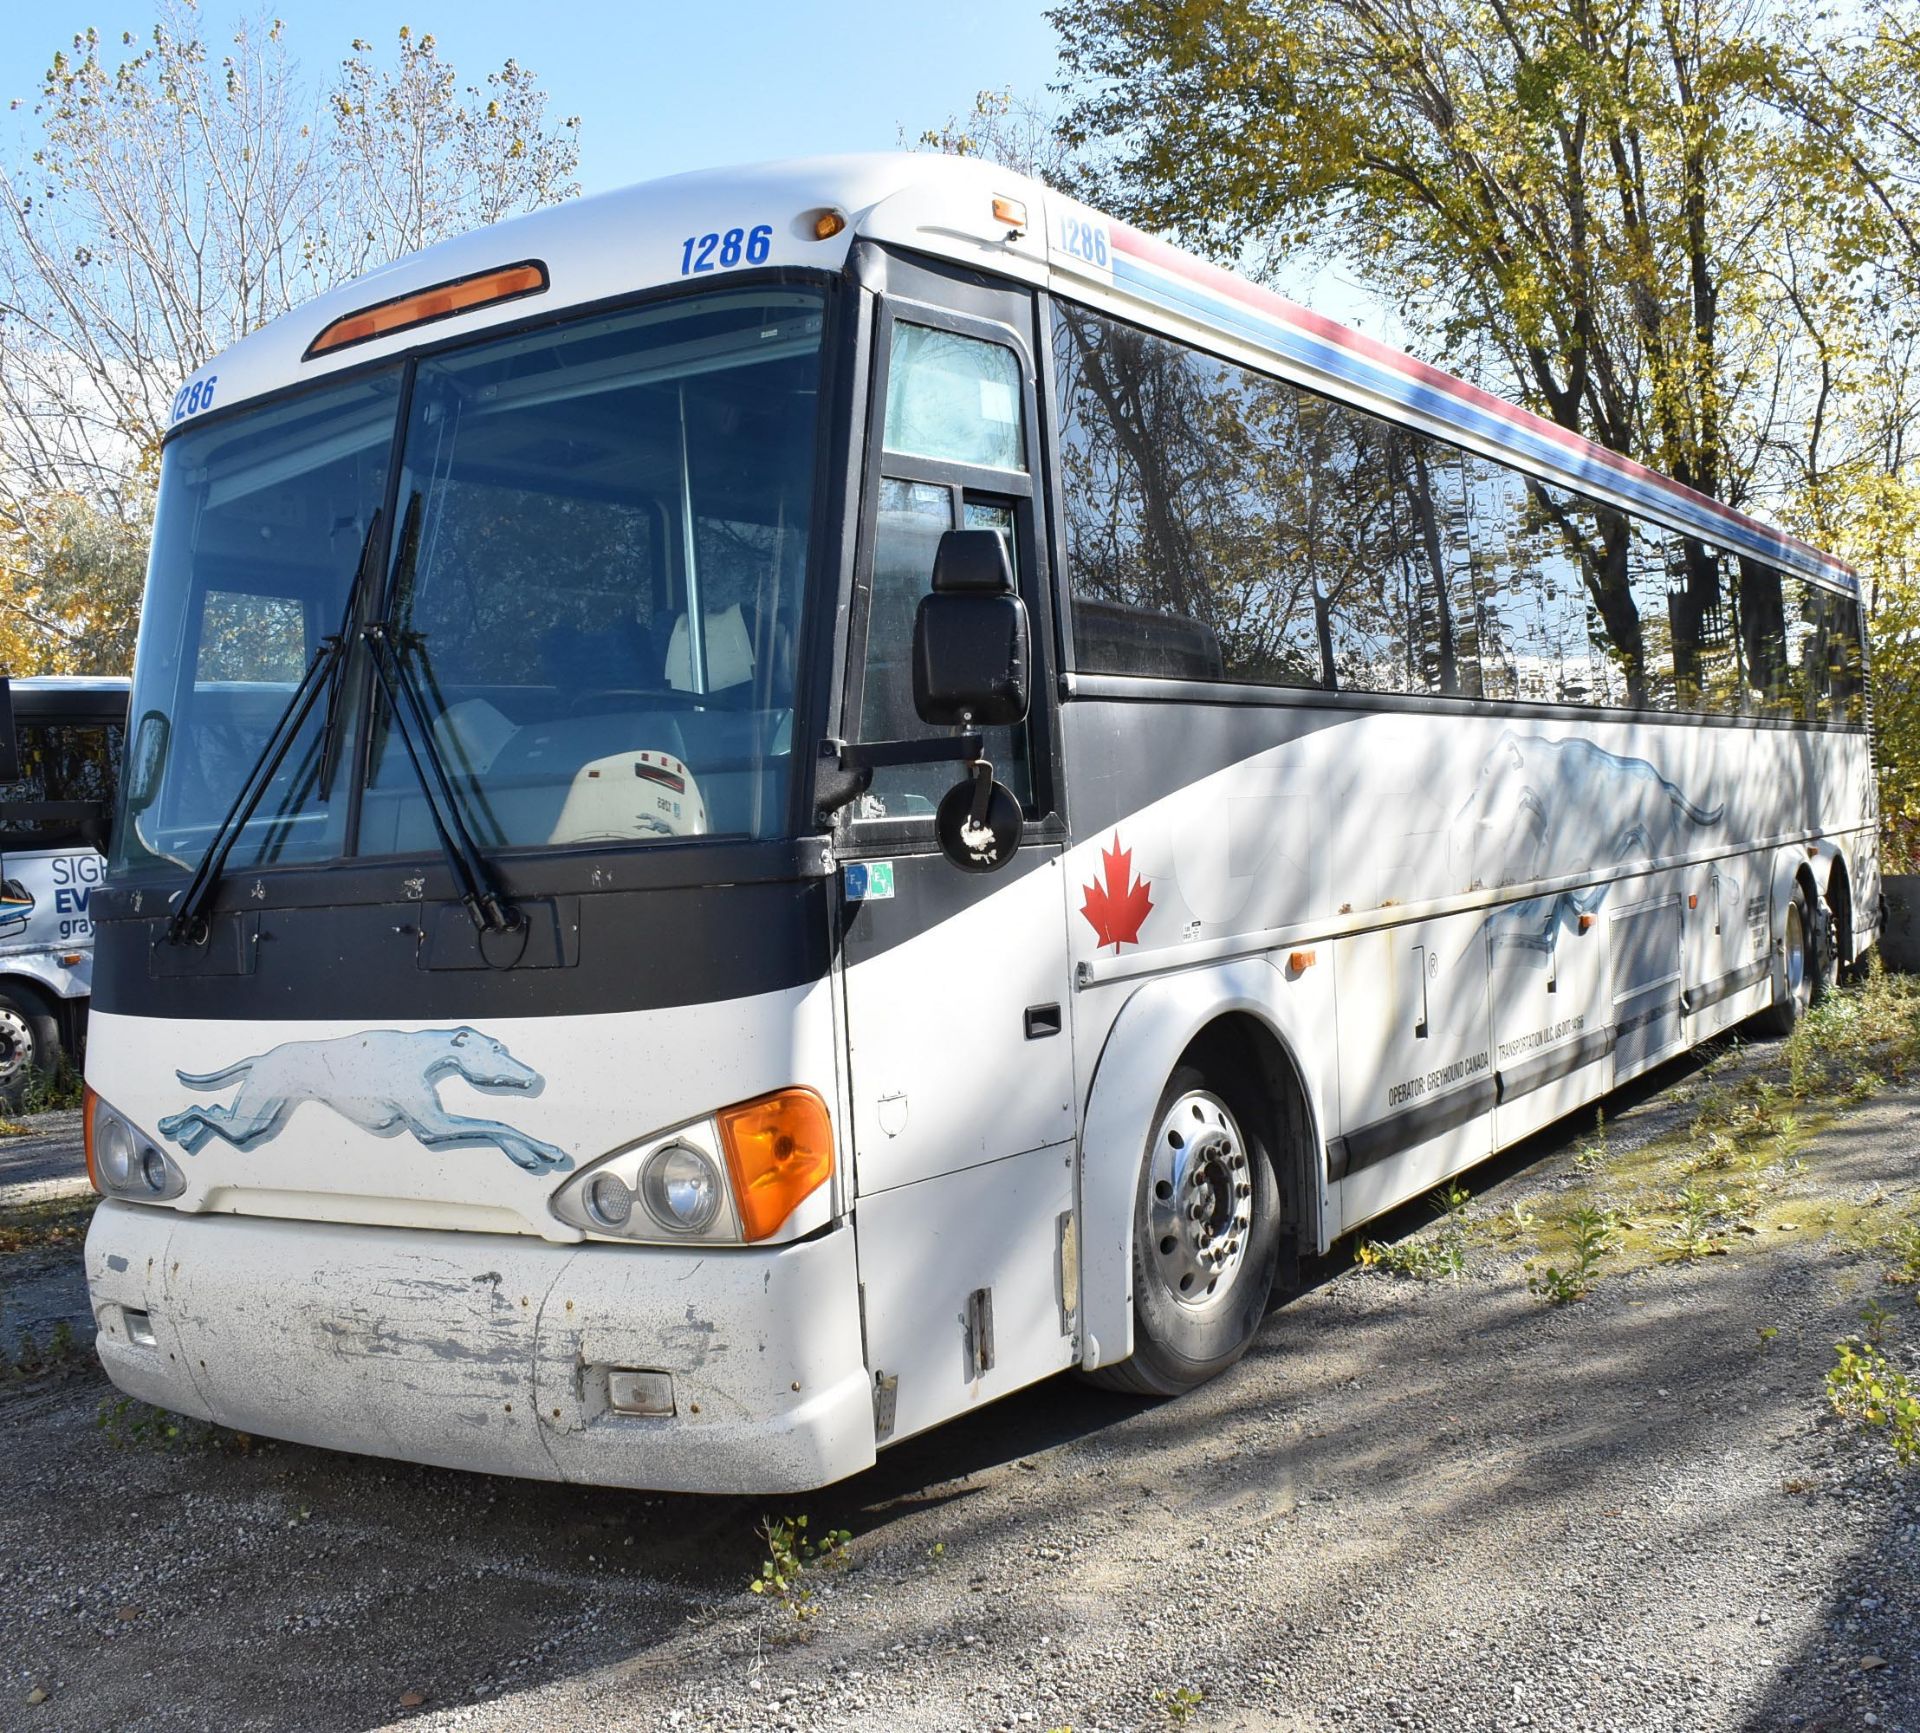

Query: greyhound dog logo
left=157, top=1027, right=572, bottom=1175
left=1457, top=732, right=1725, bottom=973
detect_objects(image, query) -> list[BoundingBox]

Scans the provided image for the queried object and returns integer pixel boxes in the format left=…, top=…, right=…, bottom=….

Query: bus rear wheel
left=1755, top=880, right=1821, bottom=1037
left=0, top=986, right=60, bottom=1110
left=1088, top=1062, right=1281, bottom=1397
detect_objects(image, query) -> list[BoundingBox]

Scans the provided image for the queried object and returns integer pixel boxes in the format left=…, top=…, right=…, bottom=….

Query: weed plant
left=1527, top=1205, right=1619, bottom=1302
left=1355, top=1183, right=1473, bottom=1280
left=748, top=1513, right=852, bottom=1625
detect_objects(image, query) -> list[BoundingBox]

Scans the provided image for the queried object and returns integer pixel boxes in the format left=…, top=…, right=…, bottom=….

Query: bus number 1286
left=680, top=225, right=774, bottom=275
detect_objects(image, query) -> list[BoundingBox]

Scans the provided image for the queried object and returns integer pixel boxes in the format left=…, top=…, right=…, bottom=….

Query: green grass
left=1361, top=965, right=1920, bottom=1301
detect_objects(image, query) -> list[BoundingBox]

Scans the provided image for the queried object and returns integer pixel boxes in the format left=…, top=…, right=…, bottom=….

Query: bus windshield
left=116, top=284, right=827, bottom=877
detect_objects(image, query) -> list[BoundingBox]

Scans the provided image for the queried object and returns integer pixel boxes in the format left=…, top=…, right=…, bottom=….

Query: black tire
left=0, top=984, right=60, bottom=1110
left=1754, top=879, right=1818, bottom=1037
left=1813, top=892, right=1842, bottom=998
left=1086, top=1061, right=1282, bottom=1397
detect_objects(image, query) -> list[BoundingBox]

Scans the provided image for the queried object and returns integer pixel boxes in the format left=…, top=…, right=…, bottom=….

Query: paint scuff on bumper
left=84, top=1201, right=875, bottom=1494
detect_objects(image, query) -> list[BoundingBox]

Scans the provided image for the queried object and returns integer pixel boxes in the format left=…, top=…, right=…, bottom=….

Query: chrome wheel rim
left=1786, top=902, right=1808, bottom=1004
left=1147, top=1090, right=1253, bottom=1313
left=0, top=1007, right=33, bottom=1088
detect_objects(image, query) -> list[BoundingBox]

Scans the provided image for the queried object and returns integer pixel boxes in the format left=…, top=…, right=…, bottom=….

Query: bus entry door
left=838, top=848, right=1080, bottom=1444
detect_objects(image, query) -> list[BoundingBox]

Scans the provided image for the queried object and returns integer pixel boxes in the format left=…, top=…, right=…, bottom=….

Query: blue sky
left=0, top=2, right=1065, bottom=190
left=0, top=4, right=1396, bottom=336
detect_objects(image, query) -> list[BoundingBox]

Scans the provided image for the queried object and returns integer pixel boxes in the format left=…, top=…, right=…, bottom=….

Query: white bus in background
left=0, top=677, right=126, bottom=1103
left=81, top=156, right=1875, bottom=1491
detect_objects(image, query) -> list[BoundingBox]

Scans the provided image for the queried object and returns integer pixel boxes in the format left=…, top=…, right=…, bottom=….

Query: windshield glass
left=114, top=284, right=825, bottom=878
left=114, top=373, right=401, bottom=874
left=359, top=286, right=821, bottom=856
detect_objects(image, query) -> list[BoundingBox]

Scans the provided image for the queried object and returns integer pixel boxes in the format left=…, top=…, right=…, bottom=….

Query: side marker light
left=82, top=1085, right=101, bottom=1193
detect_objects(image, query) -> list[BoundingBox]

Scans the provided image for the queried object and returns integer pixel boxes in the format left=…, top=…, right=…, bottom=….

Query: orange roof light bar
left=304, top=260, right=550, bottom=361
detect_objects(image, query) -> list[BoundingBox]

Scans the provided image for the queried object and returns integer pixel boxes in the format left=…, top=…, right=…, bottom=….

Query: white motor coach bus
left=83, top=156, right=1877, bottom=1492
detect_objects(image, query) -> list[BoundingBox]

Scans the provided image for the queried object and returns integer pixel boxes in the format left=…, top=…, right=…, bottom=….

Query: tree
left=0, top=4, right=581, bottom=675
left=911, top=86, right=1076, bottom=187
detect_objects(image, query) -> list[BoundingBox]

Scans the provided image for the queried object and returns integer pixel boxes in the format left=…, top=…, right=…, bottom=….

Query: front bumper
left=85, top=1201, right=876, bottom=1494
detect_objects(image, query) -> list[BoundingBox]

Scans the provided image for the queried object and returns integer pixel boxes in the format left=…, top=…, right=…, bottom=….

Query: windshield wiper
left=165, top=512, right=386, bottom=944
left=362, top=492, right=520, bottom=935
left=165, top=641, right=338, bottom=943
left=317, top=505, right=384, bottom=798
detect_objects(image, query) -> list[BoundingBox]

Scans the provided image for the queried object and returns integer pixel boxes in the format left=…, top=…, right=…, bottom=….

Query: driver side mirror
left=126, top=710, right=170, bottom=815
left=914, top=530, right=1029, bottom=874
left=912, top=529, right=1030, bottom=728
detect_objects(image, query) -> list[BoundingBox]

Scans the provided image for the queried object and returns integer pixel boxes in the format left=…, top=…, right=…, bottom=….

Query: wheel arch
left=0, top=968, right=58, bottom=1019
left=1075, top=957, right=1329, bottom=1372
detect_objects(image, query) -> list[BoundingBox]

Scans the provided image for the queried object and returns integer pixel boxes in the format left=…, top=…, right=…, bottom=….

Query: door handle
left=1024, top=1003, right=1062, bottom=1040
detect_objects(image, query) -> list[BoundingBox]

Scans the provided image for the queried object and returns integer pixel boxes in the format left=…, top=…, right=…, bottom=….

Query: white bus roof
left=178, top=153, right=1855, bottom=595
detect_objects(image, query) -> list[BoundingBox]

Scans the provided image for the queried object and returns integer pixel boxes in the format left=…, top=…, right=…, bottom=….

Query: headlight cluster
left=84, top=1089, right=186, bottom=1203
left=551, top=1087, right=834, bottom=1246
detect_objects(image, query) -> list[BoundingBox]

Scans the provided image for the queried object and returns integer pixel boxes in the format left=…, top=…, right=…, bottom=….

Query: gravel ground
left=2, top=1037, right=1918, bottom=1733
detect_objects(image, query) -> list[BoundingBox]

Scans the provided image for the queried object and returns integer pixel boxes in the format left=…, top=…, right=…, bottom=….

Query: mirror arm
left=813, top=732, right=985, bottom=820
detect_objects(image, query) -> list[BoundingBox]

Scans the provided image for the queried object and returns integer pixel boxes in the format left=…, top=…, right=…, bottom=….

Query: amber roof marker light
left=304, top=260, right=550, bottom=361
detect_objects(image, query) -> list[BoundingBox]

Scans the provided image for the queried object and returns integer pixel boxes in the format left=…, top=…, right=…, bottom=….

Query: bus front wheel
left=1088, top=1062, right=1281, bottom=1398
left=0, top=985, right=59, bottom=1110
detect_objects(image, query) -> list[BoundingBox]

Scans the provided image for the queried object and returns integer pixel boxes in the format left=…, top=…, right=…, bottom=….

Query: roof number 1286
left=681, top=225, right=773, bottom=275
left=170, top=374, right=218, bottom=424
left=1058, top=215, right=1109, bottom=268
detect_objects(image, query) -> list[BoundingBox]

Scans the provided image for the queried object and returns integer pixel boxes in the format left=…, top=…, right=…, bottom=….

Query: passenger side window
left=1052, top=304, right=1322, bottom=688
left=855, top=321, right=1033, bottom=820
left=1468, top=463, right=1602, bottom=705
left=1050, top=296, right=1863, bottom=726
left=1668, top=537, right=1743, bottom=713
left=1053, top=302, right=1485, bottom=696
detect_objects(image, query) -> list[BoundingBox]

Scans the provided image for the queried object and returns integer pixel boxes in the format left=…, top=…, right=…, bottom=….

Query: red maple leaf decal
left=1081, top=833, right=1154, bottom=951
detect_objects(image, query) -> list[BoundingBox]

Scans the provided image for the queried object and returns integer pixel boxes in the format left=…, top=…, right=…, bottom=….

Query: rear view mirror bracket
left=814, top=732, right=984, bottom=822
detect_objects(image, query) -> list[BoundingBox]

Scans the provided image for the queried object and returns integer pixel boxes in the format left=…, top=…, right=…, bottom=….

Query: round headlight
left=96, top=1115, right=135, bottom=1189
left=585, top=1171, right=633, bottom=1230
left=139, top=1145, right=170, bottom=1195
left=639, top=1142, right=723, bottom=1234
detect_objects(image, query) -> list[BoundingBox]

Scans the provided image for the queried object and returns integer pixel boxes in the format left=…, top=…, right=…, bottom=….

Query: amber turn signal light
left=305, top=260, right=549, bottom=360
left=811, top=209, right=847, bottom=241
left=81, top=1085, right=101, bottom=1194
left=716, top=1087, right=834, bottom=1241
